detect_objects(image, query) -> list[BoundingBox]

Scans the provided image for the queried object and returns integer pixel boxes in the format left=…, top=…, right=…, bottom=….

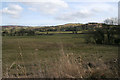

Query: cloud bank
left=55, top=3, right=117, bottom=21
left=26, top=0, right=68, bottom=15
left=1, top=4, right=23, bottom=18
left=1, top=0, right=119, bottom=2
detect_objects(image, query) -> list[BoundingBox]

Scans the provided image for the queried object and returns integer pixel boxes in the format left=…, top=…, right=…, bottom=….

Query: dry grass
left=3, top=51, right=118, bottom=78
left=2, top=35, right=118, bottom=78
left=43, top=43, right=118, bottom=78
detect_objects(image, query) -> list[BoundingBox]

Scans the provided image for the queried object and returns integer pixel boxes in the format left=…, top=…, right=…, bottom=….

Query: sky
left=0, top=0, right=119, bottom=26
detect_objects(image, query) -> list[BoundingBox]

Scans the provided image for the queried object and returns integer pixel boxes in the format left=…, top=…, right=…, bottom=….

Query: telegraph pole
left=118, top=1, right=120, bottom=25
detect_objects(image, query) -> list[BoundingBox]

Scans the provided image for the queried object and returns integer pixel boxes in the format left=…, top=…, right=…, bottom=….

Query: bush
left=85, top=25, right=120, bottom=45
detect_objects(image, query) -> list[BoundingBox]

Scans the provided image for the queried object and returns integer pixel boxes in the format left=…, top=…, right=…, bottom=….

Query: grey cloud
left=56, top=10, right=93, bottom=21
left=26, top=0, right=68, bottom=15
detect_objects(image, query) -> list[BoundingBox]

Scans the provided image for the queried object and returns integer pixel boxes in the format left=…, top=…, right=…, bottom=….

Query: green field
left=2, top=34, right=118, bottom=78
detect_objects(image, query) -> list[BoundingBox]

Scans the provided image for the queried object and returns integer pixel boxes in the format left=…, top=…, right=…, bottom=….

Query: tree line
left=2, top=23, right=98, bottom=36
left=2, top=24, right=120, bottom=45
left=85, top=25, right=120, bottom=45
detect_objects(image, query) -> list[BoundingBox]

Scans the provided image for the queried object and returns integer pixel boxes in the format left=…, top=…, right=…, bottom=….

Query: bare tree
left=104, top=18, right=118, bottom=25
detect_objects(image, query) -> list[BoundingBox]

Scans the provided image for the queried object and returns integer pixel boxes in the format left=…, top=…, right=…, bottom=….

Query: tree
left=92, top=28, right=104, bottom=44
left=85, top=25, right=120, bottom=45
left=104, top=18, right=118, bottom=25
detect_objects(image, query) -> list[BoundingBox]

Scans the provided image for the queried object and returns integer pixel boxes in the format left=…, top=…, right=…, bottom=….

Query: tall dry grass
left=3, top=41, right=118, bottom=78
left=41, top=42, right=118, bottom=78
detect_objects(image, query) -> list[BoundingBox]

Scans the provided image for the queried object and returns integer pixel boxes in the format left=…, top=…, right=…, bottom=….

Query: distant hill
left=1, top=23, right=105, bottom=29
left=57, top=23, right=83, bottom=27
left=1, top=25, right=30, bottom=28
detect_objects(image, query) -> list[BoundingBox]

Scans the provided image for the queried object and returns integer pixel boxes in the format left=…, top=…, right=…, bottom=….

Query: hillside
left=1, top=23, right=104, bottom=28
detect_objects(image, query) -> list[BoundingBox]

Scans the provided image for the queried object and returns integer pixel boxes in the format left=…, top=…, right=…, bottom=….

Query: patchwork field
left=2, top=34, right=118, bottom=78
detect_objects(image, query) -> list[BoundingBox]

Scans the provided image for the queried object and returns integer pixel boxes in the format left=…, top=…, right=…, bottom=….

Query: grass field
left=2, top=34, right=118, bottom=78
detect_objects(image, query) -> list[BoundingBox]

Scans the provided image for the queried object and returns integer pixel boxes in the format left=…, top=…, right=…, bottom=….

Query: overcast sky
left=0, top=0, right=118, bottom=26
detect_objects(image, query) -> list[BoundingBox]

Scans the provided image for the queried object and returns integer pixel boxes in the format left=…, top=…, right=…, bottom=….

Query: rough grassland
left=2, top=34, right=118, bottom=78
